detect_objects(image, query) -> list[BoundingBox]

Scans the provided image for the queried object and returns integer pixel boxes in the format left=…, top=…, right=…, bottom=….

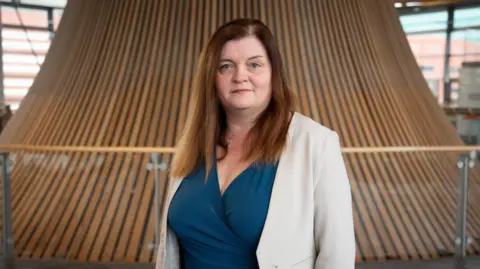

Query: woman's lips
left=231, top=89, right=251, bottom=93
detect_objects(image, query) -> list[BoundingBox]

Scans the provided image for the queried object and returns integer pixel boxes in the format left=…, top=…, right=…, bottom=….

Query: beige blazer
left=155, top=112, right=356, bottom=269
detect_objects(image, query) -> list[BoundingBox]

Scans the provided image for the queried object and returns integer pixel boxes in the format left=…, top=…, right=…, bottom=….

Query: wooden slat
left=0, top=0, right=479, bottom=263
left=350, top=0, right=433, bottom=259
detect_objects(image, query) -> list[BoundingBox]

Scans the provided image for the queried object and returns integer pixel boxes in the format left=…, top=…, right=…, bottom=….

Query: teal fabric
left=168, top=161, right=278, bottom=269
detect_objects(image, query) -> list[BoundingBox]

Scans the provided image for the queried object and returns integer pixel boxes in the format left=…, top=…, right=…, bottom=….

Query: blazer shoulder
left=291, top=112, right=336, bottom=142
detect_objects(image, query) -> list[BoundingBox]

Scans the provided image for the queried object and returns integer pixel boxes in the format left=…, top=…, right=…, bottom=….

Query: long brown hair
left=170, top=18, right=295, bottom=179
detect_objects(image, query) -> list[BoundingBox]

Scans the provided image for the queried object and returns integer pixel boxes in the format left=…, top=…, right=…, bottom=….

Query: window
left=400, top=5, right=480, bottom=104
left=403, top=32, right=446, bottom=101
left=450, top=80, right=459, bottom=105
left=449, top=55, right=480, bottom=80
left=451, top=30, right=480, bottom=56
left=417, top=56, right=445, bottom=99
left=454, top=7, right=480, bottom=28
left=1, top=6, right=48, bottom=27
left=406, top=33, right=446, bottom=56
left=400, top=11, right=448, bottom=33
left=426, top=79, right=441, bottom=97
left=19, top=0, right=67, bottom=8
left=53, top=8, right=63, bottom=30
left=405, top=32, right=446, bottom=99
left=1, top=3, right=61, bottom=112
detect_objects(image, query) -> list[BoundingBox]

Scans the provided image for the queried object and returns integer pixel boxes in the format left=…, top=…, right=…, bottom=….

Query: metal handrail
left=0, top=144, right=177, bottom=153
left=0, top=144, right=479, bottom=153
left=0, top=143, right=476, bottom=264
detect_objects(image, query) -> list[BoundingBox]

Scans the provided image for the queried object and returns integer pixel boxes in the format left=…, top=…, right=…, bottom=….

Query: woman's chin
left=233, top=103, right=258, bottom=110
left=228, top=101, right=255, bottom=110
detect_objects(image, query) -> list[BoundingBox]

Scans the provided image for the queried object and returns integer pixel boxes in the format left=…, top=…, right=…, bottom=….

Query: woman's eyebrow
left=219, top=55, right=264, bottom=62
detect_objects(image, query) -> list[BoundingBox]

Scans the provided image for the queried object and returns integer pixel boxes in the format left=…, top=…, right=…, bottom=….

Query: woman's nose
left=233, top=67, right=248, bottom=83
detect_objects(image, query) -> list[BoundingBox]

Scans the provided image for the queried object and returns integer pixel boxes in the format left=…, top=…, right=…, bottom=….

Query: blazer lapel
left=256, top=117, right=298, bottom=266
left=159, top=176, right=183, bottom=266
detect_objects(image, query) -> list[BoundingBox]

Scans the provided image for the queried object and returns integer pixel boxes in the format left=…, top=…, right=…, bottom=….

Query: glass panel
left=342, top=151, right=476, bottom=260
left=400, top=11, right=448, bottom=33
left=451, top=29, right=480, bottom=56
left=1, top=27, right=49, bottom=110
left=426, top=79, right=442, bottom=99
left=1, top=148, right=479, bottom=264
left=2, top=28, right=50, bottom=41
left=402, top=14, right=448, bottom=103
left=4, top=64, right=41, bottom=74
left=2, top=40, right=50, bottom=51
left=5, top=151, right=168, bottom=262
left=8, top=103, right=20, bottom=111
left=449, top=55, right=480, bottom=80
left=407, top=33, right=446, bottom=56
left=53, top=8, right=63, bottom=31
left=1, top=6, right=48, bottom=28
left=2, top=53, right=45, bottom=64
left=413, top=56, right=445, bottom=99
left=4, top=78, right=33, bottom=88
left=450, top=80, right=459, bottom=106
left=454, top=7, right=480, bottom=29
left=4, top=88, right=29, bottom=96
left=20, top=0, right=67, bottom=8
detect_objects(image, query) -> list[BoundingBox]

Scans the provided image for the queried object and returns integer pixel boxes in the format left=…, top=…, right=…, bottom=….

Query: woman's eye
left=250, top=62, right=261, bottom=68
left=219, top=63, right=233, bottom=71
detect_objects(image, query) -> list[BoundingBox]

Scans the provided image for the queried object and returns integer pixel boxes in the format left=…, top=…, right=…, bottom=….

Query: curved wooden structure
left=0, top=0, right=479, bottom=264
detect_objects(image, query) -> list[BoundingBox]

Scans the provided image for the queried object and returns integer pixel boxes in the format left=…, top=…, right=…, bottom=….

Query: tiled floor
left=0, top=257, right=479, bottom=269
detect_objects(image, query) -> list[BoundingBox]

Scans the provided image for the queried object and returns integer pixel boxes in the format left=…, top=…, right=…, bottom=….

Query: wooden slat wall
left=0, top=0, right=479, bottom=263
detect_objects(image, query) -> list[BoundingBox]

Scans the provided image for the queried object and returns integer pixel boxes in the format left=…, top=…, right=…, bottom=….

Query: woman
left=156, top=18, right=355, bottom=269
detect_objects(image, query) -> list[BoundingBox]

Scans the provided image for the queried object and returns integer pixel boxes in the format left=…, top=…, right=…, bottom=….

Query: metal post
left=151, top=153, right=160, bottom=248
left=1, top=152, right=15, bottom=267
left=0, top=6, right=5, bottom=118
left=443, top=5, right=454, bottom=104
left=47, top=8, right=55, bottom=41
left=455, top=154, right=469, bottom=259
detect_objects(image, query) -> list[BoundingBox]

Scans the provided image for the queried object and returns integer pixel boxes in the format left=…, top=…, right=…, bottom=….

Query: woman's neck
left=225, top=110, right=258, bottom=139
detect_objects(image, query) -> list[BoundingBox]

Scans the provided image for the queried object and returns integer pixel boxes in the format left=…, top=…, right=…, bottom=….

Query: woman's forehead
left=220, top=37, right=268, bottom=60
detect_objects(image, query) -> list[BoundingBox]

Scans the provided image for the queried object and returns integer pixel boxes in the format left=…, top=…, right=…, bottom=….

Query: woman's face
left=215, top=36, right=272, bottom=115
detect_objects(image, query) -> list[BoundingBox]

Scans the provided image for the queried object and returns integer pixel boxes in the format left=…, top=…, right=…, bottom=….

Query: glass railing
left=0, top=145, right=478, bottom=267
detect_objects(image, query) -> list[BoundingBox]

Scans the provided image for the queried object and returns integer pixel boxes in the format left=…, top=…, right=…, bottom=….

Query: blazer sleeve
left=313, top=130, right=356, bottom=269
